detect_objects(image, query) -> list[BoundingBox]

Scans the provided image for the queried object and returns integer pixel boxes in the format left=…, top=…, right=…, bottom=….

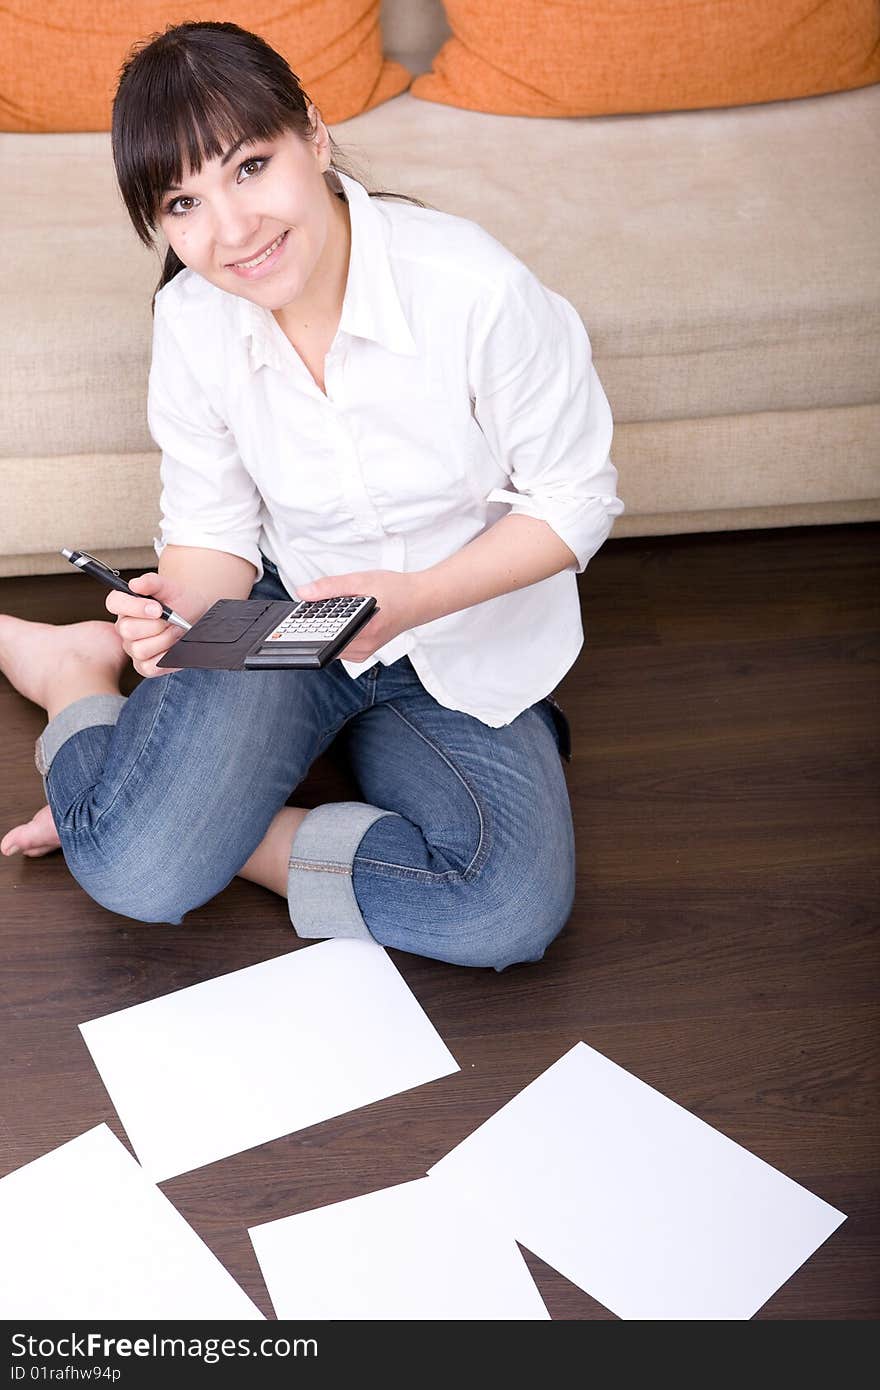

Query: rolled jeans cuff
left=35, top=694, right=127, bottom=780
left=287, top=801, right=397, bottom=943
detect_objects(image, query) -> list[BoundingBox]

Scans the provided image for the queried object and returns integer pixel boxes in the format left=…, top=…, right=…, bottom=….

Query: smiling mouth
left=229, top=231, right=287, bottom=269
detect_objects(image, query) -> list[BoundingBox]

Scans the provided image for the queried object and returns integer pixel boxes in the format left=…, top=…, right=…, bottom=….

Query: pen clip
left=77, top=551, right=121, bottom=578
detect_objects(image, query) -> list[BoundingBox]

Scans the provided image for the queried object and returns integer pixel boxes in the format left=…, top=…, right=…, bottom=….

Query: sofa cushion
left=0, top=2, right=410, bottom=132
left=2, top=84, right=876, bottom=462
left=410, top=0, right=880, bottom=117
left=5, top=403, right=879, bottom=577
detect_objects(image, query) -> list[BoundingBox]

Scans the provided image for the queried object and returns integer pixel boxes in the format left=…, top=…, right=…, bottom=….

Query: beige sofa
left=1, top=0, right=878, bottom=578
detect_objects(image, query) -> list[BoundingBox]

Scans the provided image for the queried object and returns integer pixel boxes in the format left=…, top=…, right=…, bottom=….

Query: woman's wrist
left=408, top=566, right=448, bottom=629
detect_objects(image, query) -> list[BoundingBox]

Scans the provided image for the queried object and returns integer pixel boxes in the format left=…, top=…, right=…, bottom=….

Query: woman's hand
left=105, top=572, right=208, bottom=678
left=295, top=570, right=429, bottom=663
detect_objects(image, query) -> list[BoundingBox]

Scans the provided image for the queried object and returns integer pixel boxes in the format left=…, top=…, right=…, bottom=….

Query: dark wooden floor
left=1, top=524, right=877, bottom=1320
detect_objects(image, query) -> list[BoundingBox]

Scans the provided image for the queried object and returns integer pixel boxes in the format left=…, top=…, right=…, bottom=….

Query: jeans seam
left=355, top=856, right=468, bottom=882
left=354, top=703, right=490, bottom=881
left=288, top=860, right=352, bottom=876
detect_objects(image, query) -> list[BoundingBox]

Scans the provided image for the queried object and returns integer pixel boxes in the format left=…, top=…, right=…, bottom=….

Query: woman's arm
left=158, top=544, right=257, bottom=612
left=295, top=514, right=576, bottom=663
left=414, top=513, right=576, bottom=621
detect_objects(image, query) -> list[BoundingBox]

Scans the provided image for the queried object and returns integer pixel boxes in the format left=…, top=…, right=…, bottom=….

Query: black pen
left=62, top=549, right=192, bottom=631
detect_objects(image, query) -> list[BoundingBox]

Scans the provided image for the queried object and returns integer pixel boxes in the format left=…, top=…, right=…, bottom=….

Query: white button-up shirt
left=149, top=171, right=623, bottom=726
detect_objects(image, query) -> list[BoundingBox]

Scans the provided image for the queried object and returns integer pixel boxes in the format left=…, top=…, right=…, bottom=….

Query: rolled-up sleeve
left=148, top=304, right=264, bottom=577
left=469, top=261, right=623, bottom=572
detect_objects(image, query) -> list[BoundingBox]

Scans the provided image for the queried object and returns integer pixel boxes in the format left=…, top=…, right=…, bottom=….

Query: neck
left=274, top=187, right=351, bottom=339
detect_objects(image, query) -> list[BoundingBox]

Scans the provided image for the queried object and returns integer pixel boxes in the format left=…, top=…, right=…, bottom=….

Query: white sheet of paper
left=79, top=940, right=459, bottom=1182
left=0, top=1125, right=263, bottom=1319
left=249, top=1176, right=550, bottom=1320
left=428, top=1042, right=847, bottom=1320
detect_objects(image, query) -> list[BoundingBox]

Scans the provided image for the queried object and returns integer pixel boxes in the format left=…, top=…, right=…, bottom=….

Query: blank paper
left=79, top=940, right=459, bottom=1182
left=428, top=1042, right=846, bottom=1320
left=0, top=1126, right=262, bottom=1319
left=249, top=1177, right=550, bottom=1320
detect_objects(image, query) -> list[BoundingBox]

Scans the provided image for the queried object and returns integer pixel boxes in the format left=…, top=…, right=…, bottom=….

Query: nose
left=211, top=196, right=260, bottom=260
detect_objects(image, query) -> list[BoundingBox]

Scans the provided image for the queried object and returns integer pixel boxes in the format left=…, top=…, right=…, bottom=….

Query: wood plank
left=1, top=523, right=877, bottom=1320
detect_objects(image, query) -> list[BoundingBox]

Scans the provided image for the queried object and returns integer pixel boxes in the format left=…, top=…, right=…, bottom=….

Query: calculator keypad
left=264, top=596, right=370, bottom=643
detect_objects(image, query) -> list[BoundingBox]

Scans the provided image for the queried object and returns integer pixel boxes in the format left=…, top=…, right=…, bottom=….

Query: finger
left=339, top=641, right=377, bottom=662
left=106, top=592, right=163, bottom=620
left=127, top=572, right=164, bottom=594
left=128, top=631, right=182, bottom=662
left=295, top=580, right=332, bottom=600
left=134, top=656, right=179, bottom=678
left=296, top=574, right=362, bottom=601
left=115, top=617, right=167, bottom=644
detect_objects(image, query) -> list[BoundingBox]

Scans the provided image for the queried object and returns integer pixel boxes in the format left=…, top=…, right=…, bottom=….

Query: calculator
left=155, top=594, right=378, bottom=671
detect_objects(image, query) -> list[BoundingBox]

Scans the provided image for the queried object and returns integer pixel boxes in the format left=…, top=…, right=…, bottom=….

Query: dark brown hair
left=111, top=21, right=421, bottom=299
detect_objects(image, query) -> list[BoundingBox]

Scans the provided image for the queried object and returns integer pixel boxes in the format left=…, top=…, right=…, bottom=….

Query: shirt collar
left=237, top=169, right=417, bottom=373
left=335, top=171, right=418, bottom=357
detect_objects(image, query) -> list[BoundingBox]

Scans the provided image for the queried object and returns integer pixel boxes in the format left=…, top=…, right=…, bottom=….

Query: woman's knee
left=69, top=862, right=193, bottom=925
left=372, top=859, right=576, bottom=970
left=449, top=884, right=573, bottom=969
left=58, top=768, right=285, bottom=927
left=461, top=824, right=577, bottom=969
left=63, top=829, right=220, bottom=926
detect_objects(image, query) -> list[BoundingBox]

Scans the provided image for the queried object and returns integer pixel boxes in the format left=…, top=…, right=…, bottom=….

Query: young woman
left=0, top=22, right=622, bottom=968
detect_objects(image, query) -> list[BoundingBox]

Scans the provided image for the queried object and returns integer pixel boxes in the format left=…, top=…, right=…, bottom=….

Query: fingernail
left=145, top=603, right=161, bottom=617
left=3, top=845, right=19, bottom=856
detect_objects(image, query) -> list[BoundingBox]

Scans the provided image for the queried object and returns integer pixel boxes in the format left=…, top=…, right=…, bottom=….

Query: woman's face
left=156, top=112, right=342, bottom=313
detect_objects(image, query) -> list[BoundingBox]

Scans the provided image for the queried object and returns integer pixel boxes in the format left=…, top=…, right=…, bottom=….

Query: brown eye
left=238, top=156, right=269, bottom=182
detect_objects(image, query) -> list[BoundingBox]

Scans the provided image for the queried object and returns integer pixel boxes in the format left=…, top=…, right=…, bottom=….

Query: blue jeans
left=35, top=562, right=575, bottom=970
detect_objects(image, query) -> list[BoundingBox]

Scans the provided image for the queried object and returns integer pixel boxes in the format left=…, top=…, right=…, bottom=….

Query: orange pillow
left=411, top=0, right=880, bottom=116
left=0, top=2, right=411, bottom=132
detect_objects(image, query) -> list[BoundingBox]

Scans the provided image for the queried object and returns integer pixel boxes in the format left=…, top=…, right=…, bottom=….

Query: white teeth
left=234, top=232, right=285, bottom=269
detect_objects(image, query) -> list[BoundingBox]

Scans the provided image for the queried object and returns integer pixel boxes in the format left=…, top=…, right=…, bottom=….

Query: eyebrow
left=163, top=137, right=252, bottom=194
left=220, top=136, right=250, bottom=167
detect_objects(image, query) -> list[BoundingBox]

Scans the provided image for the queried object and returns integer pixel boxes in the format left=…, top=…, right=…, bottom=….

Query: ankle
left=238, top=806, right=308, bottom=897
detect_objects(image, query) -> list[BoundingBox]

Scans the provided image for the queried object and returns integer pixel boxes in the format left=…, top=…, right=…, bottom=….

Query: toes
left=2, top=836, right=60, bottom=858
left=1, top=806, right=61, bottom=858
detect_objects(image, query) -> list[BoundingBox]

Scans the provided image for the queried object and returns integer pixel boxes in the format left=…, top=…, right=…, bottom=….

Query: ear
left=306, top=102, right=332, bottom=173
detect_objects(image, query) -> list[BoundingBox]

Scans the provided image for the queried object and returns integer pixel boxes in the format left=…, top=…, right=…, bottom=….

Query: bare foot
left=0, top=616, right=127, bottom=713
left=1, top=803, right=60, bottom=858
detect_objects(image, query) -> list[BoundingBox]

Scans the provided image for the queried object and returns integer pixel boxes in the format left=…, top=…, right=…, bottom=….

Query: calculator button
left=262, top=596, right=369, bottom=643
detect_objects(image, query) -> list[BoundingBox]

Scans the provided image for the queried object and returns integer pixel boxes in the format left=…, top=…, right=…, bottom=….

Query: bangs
left=112, top=23, right=309, bottom=246
left=137, top=83, right=291, bottom=229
